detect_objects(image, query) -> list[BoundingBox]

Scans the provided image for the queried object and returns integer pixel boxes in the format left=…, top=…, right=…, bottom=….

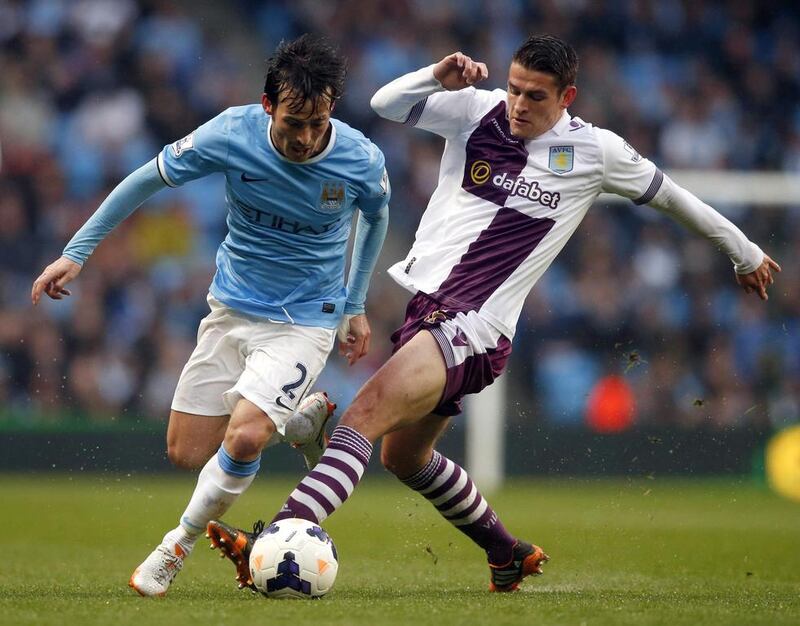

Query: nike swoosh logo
left=275, top=396, right=293, bottom=411
left=241, top=172, right=270, bottom=183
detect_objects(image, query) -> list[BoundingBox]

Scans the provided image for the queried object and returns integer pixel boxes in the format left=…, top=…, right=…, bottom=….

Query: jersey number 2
left=275, top=363, right=308, bottom=411
left=281, top=363, right=308, bottom=400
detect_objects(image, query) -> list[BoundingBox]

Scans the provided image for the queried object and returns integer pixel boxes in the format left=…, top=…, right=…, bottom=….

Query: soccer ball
left=249, top=518, right=338, bottom=599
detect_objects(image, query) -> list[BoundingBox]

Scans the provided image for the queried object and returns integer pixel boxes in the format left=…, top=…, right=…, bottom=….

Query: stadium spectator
left=2, top=0, right=798, bottom=431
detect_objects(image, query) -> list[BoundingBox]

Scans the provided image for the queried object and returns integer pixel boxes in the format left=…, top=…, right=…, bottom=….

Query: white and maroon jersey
left=384, top=87, right=660, bottom=339
left=373, top=67, right=762, bottom=340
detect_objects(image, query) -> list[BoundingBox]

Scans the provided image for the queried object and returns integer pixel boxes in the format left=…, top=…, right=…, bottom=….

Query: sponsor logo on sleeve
left=623, top=141, right=642, bottom=162
left=379, top=168, right=389, bottom=196
left=548, top=145, right=574, bottom=173
left=170, top=133, right=195, bottom=157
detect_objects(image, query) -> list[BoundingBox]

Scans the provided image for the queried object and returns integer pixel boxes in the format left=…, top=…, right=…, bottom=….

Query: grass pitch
left=1, top=473, right=798, bottom=626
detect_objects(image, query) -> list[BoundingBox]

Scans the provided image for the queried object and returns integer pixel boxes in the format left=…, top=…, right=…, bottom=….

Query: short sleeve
left=156, top=111, right=231, bottom=187
left=597, top=128, right=664, bottom=205
left=355, top=143, right=391, bottom=214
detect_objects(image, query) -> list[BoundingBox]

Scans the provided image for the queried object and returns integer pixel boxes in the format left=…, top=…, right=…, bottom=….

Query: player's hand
left=337, top=313, right=371, bottom=366
left=433, top=52, right=489, bottom=91
left=735, top=254, right=781, bottom=301
left=31, top=256, right=82, bottom=305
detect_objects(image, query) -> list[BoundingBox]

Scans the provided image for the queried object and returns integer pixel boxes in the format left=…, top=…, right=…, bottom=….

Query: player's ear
left=262, top=93, right=275, bottom=116
left=561, top=85, right=577, bottom=108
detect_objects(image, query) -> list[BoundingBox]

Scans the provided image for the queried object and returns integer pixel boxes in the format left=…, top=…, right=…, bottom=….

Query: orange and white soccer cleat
left=129, top=541, right=187, bottom=597
left=488, top=540, right=550, bottom=592
left=207, top=519, right=265, bottom=591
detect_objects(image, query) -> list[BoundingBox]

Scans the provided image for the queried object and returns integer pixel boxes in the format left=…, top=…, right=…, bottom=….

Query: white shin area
left=177, top=452, right=257, bottom=545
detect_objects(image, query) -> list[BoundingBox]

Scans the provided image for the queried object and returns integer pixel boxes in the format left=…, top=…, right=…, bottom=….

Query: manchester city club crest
left=548, top=145, right=574, bottom=174
left=318, top=180, right=346, bottom=213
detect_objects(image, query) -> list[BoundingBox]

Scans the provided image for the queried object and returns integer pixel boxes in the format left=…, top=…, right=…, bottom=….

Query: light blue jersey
left=155, top=105, right=390, bottom=328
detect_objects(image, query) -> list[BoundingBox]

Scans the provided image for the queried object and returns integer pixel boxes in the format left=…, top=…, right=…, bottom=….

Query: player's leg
left=379, top=301, right=547, bottom=590
left=381, top=416, right=515, bottom=563
left=166, top=410, right=229, bottom=469
left=130, top=398, right=276, bottom=597
left=271, top=329, right=446, bottom=524
left=180, top=398, right=274, bottom=533
left=162, top=304, right=336, bottom=538
left=132, top=297, right=325, bottom=596
left=205, top=321, right=338, bottom=588
left=379, top=413, right=451, bottom=477
left=382, top=419, right=548, bottom=591
left=135, top=397, right=336, bottom=595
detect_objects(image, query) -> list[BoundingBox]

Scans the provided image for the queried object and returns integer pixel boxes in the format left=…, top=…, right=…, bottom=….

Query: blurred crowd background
left=1, top=0, right=798, bottom=433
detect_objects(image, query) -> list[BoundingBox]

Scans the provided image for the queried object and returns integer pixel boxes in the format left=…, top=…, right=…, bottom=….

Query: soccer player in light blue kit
left=30, top=35, right=390, bottom=597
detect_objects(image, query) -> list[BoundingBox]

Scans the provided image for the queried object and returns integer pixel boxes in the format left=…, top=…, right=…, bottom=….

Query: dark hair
left=512, top=35, right=578, bottom=91
left=263, top=34, right=347, bottom=113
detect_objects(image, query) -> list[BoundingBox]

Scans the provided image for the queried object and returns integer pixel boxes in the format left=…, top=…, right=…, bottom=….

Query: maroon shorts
left=390, top=292, right=512, bottom=416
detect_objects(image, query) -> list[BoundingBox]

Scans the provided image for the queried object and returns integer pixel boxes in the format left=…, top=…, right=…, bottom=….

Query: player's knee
left=224, top=419, right=272, bottom=460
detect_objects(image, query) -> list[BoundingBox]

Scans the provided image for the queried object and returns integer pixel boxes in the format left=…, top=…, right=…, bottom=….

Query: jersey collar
left=546, top=110, right=572, bottom=137
left=266, top=117, right=337, bottom=164
left=520, top=110, right=572, bottom=145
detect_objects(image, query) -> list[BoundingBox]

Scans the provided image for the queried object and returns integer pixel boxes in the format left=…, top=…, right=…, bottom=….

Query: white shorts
left=171, top=295, right=336, bottom=438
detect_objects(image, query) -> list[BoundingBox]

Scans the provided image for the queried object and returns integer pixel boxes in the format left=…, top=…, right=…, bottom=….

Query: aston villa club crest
left=548, top=145, right=574, bottom=174
left=318, top=180, right=346, bottom=212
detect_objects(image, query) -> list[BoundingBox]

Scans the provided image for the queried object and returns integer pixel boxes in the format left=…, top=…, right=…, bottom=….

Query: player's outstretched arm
left=370, top=52, right=487, bottom=123
left=647, top=175, right=780, bottom=301
left=599, top=130, right=779, bottom=302
left=30, top=159, right=167, bottom=305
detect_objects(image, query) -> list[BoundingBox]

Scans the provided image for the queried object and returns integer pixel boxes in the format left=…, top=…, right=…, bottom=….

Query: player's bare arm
left=736, top=254, right=781, bottom=301
left=31, top=255, right=81, bottom=304
left=433, top=51, right=489, bottom=90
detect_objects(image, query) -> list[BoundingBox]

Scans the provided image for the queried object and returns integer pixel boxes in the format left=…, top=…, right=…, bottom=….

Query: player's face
left=263, top=90, right=333, bottom=162
left=506, top=62, right=577, bottom=140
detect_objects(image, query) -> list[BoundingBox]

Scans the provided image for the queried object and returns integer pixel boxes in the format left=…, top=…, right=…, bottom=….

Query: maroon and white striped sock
left=272, top=425, right=372, bottom=524
left=401, top=450, right=516, bottom=564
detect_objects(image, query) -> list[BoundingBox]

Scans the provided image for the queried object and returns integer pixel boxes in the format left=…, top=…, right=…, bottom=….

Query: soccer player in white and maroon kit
left=212, top=36, right=780, bottom=592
